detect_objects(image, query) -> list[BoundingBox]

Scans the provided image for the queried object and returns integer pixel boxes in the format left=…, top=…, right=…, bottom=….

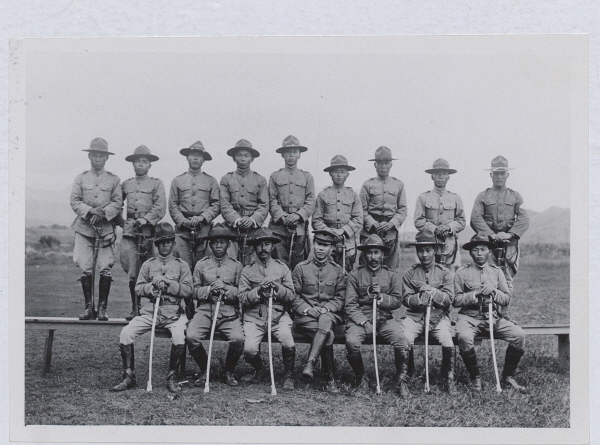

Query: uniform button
left=217, top=275, right=220, bottom=278
left=338, top=200, right=340, bottom=202
left=337, top=209, right=340, bottom=211
left=241, top=195, right=244, bottom=197
left=241, top=184, right=245, bottom=187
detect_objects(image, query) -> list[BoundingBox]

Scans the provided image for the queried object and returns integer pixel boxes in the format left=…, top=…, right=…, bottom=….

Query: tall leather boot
left=501, top=345, right=527, bottom=393
left=460, top=348, right=482, bottom=391
left=281, top=346, right=296, bottom=391
left=97, top=275, right=112, bottom=321
left=112, top=343, right=136, bottom=391
left=244, top=353, right=267, bottom=384
left=302, top=329, right=328, bottom=380
left=125, top=279, right=139, bottom=321
left=78, top=274, right=94, bottom=320
left=441, top=347, right=457, bottom=395
left=394, top=348, right=410, bottom=398
left=188, top=342, right=208, bottom=387
left=223, top=342, right=243, bottom=387
left=321, top=345, right=339, bottom=393
left=347, top=350, right=369, bottom=393
left=166, top=344, right=185, bottom=393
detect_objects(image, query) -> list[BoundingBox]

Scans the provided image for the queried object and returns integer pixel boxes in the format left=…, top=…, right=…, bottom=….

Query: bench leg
left=42, top=329, right=57, bottom=376
left=558, top=334, right=569, bottom=373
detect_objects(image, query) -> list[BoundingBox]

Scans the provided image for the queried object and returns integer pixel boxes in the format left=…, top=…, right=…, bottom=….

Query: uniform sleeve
left=135, top=261, right=154, bottom=297
left=102, top=177, right=122, bottom=222
left=344, top=191, right=364, bottom=238
left=390, top=182, right=407, bottom=230
left=70, top=175, right=93, bottom=218
left=448, top=194, right=466, bottom=234
left=143, top=179, right=167, bottom=226
left=224, top=262, right=243, bottom=304
left=201, top=176, right=221, bottom=223
left=453, top=269, right=478, bottom=308
left=402, top=269, right=423, bottom=310
left=291, top=265, right=310, bottom=315
left=432, top=268, right=454, bottom=309
left=414, top=194, right=436, bottom=233
left=220, top=175, right=241, bottom=226
left=296, top=172, right=316, bottom=223
left=311, top=192, right=328, bottom=231
left=193, top=262, right=212, bottom=301
left=238, top=268, right=261, bottom=307
left=251, top=174, right=269, bottom=227
left=377, top=271, right=402, bottom=311
left=470, top=191, right=493, bottom=236
left=492, top=269, right=511, bottom=306
left=268, top=173, right=286, bottom=223
left=508, top=191, right=530, bottom=238
left=360, top=183, right=376, bottom=232
left=169, top=177, right=186, bottom=228
left=276, top=266, right=296, bottom=305
left=324, top=267, right=346, bottom=314
left=167, top=261, right=193, bottom=298
left=345, top=272, right=369, bottom=326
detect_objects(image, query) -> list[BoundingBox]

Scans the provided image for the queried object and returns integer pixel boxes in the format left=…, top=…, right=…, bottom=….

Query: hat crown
left=373, top=146, right=393, bottom=160
left=313, top=229, right=336, bottom=244
left=189, top=141, right=206, bottom=151
left=235, top=139, right=253, bottom=149
left=154, top=222, right=175, bottom=240
left=206, top=223, right=235, bottom=240
left=431, top=158, right=450, bottom=170
left=90, top=138, right=109, bottom=152
left=361, top=234, right=385, bottom=248
left=282, top=135, right=301, bottom=147
left=249, top=227, right=275, bottom=241
left=491, top=155, right=509, bottom=169
left=415, top=230, right=438, bottom=244
left=329, top=154, right=349, bottom=167
left=133, top=145, right=152, bottom=156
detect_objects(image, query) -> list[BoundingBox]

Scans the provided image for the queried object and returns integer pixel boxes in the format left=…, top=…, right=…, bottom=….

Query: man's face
left=416, top=245, right=436, bottom=267
left=89, top=152, right=108, bottom=170
left=329, top=167, right=349, bottom=187
left=470, top=245, right=490, bottom=266
left=366, top=248, right=384, bottom=269
left=313, top=239, right=333, bottom=261
left=282, top=148, right=301, bottom=167
left=234, top=149, right=254, bottom=170
left=187, top=152, right=205, bottom=170
left=157, top=239, right=175, bottom=257
left=133, top=156, right=151, bottom=177
left=209, top=238, right=229, bottom=259
left=432, top=171, right=450, bottom=189
left=255, top=240, right=273, bottom=261
left=375, top=160, right=392, bottom=177
left=491, top=170, right=509, bottom=188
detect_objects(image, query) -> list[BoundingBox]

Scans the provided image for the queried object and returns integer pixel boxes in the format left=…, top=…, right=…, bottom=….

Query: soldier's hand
left=377, top=221, right=393, bottom=233
left=307, top=307, right=322, bottom=319
left=211, top=279, right=225, bottom=291
left=238, top=217, right=254, bottom=230
left=89, top=215, right=103, bottom=226
left=363, top=321, right=374, bottom=336
left=434, top=226, right=445, bottom=236
left=334, top=235, right=345, bottom=244
left=488, top=233, right=501, bottom=243
left=370, top=283, right=381, bottom=295
left=89, top=207, right=105, bottom=218
left=190, top=215, right=204, bottom=227
left=284, top=213, right=300, bottom=228
left=133, top=218, right=147, bottom=229
left=182, top=219, right=193, bottom=230
left=496, top=232, right=513, bottom=242
left=481, top=283, right=496, bottom=296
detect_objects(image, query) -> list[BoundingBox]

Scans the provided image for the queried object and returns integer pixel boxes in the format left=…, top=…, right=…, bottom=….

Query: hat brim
left=323, top=165, right=356, bottom=172
left=425, top=168, right=457, bottom=174
left=154, top=236, right=176, bottom=245
left=203, top=234, right=238, bottom=241
left=313, top=236, right=335, bottom=244
left=485, top=167, right=515, bottom=171
left=357, top=244, right=390, bottom=252
left=180, top=148, right=213, bottom=160
left=276, top=145, right=308, bottom=154
left=462, top=240, right=495, bottom=251
left=125, top=154, right=159, bottom=162
left=82, top=149, right=115, bottom=155
left=368, top=158, right=398, bottom=162
left=227, top=147, right=261, bottom=158
left=247, top=236, right=281, bottom=245
left=406, top=241, right=441, bottom=247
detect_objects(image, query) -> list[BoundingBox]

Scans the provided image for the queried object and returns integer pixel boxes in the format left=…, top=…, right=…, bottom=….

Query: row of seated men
left=110, top=221, right=527, bottom=397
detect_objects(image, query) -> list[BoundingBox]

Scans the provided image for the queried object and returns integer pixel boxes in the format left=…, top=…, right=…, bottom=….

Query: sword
left=204, top=289, right=225, bottom=393
left=147, top=287, right=163, bottom=392
left=367, top=285, right=381, bottom=395
left=237, top=227, right=248, bottom=265
left=90, top=225, right=102, bottom=320
left=266, top=287, right=277, bottom=395
left=424, top=300, right=432, bottom=393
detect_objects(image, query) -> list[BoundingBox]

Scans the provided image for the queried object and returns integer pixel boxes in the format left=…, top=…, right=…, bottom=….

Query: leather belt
left=181, top=211, right=202, bottom=218
left=371, top=214, right=392, bottom=223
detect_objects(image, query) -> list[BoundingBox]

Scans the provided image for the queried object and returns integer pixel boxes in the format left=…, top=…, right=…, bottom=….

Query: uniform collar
left=188, top=168, right=202, bottom=176
left=135, top=174, right=148, bottom=180
left=236, top=168, right=251, bottom=177
left=367, top=264, right=381, bottom=274
left=312, top=257, right=328, bottom=268
left=284, top=166, right=298, bottom=173
left=473, top=262, right=488, bottom=271
left=332, top=184, right=346, bottom=190
left=158, top=253, right=174, bottom=264
left=377, top=175, right=389, bottom=182
left=433, top=186, right=446, bottom=195
left=91, top=168, right=105, bottom=175
left=258, top=256, right=273, bottom=267
left=492, top=185, right=507, bottom=192
left=212, top=254, right=229, bottom=266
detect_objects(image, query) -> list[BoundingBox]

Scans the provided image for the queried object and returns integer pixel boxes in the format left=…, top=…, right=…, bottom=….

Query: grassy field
left=24, top=250, right=569, bottom=427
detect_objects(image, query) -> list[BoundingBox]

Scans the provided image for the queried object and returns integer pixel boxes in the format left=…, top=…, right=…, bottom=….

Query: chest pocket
left=368, top=187, right=384, bottom=206
left=319, top=280, right=337, bottom=301
left=424, top=198, right=439, bottom=220
left=177, top=184, right=192, bottom=200
left=303, top=279, right=318, bottom=294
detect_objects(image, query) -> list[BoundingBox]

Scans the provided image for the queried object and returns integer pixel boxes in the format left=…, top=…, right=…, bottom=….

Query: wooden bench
left=25, top=317, right=570, bottom=376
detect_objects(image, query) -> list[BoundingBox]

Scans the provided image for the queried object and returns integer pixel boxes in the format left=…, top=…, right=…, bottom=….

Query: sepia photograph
left=8, top=35, right=588, bottom=443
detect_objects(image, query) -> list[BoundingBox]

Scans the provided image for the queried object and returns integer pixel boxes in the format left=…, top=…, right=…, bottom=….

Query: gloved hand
left=363, top=321, right=374, bottom=336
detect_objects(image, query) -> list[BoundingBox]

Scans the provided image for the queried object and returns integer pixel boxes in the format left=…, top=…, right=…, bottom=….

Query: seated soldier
left=454, top=234, right=527, bottom=393
left=292, top=229, right=346, bottom=393
left=112, top=222, right=192, bottom=393
left=344, top=234, right=408, bottom=397
left=401, top=230, right=456, bottom=395
left=186, top=223, right=245, bottom=387
left=238, top=227, right=297, bottom=391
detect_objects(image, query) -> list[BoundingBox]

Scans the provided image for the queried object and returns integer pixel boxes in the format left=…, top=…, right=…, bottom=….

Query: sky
left=23, top=37, right=574, bottom=227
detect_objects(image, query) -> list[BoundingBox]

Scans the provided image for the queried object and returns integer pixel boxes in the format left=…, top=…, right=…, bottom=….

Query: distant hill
left=26, top=185, right=73, bottom=227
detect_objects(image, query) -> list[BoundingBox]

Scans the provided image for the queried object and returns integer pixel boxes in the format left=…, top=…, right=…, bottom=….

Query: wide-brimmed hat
left=82, top=137, right=115, bottom=155
left=323, top=154, right=356, bottom=172
left=247, top=227, right=281, bottom=245
left=425, top=158, right=456, bottom=174
left=227, top=139, right=260, bottom=158
left=462, top=234, right=496, bottom=251
left=368, top=146, right=397, bottom=162
left=485, top=155, right=514, bottom=172
left=154, top=222, right=176, bottom=245
left=407, top=230, right=442, bottom=247
left=357, top=234, right=389, bottom=252
left=180, top=141, right=213, bottom=160
left=313, top=229, right=336, bottom=245
left=275, top=135, right=308, bottom=154
left=204, top=223, right=237, bottom=241
left=125, top=145, right=159, bottom=162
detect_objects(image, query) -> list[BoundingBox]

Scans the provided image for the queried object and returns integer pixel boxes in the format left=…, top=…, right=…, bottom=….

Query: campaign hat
left=154, top=222, right=176, bottom=245
left=180, top=140, right=213, bottom=160
left=485, top=155, right=514, bottom=172
left=204, top=223, right=237, bottom=241
left=227, top=139, right=260, bottom=158
left=275, top=135, right=308, bottom=154
left=462, top=234, right=496, bottom=251
left=406, top=230, right=442, bottom=247
left=425, top=158, right=456, bottom=174
left=323, top=154, right=356, bottom=172
left=312, top=229, right=336, bottom=245
left=125, top=145, right=159, bottom=162
left=357, top=234, right=389, bottom=252
left=368, top=146, right=397, bottom=161
left=82, top=137, right=115, bottom=155
left=247, top=227, right=281, bottom=245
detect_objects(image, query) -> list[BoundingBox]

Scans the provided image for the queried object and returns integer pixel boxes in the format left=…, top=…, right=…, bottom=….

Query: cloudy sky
left=23, top=36, right=576, bottom=227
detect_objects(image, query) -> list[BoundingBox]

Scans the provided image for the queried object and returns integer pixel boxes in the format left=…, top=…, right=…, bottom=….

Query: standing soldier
left=220, top=139, right=269, bottom=266
left=359, top=146, right=407, bottom=271
left=186, top=224, right=245, bottom=387
left=414, top=159, right=465, bottom=271
left=292, top=230, right=346, bottom=393
left=169, top=141, right=220, bottom=273
left=238, top=228, right=297, bottom=391
left=344, top=234, right=408, bottom=397
left=470, top=156, right=530, bottom=319
left=401, top=231, right=456, bottom=394
left=312, top=155, right=363, bottom=273
left=112, top=222, right=192, bottom=393
left=268, top=135, right=316, bottom=271
left=453, top=235, right=527, bottom=393
left=120, top=145, right=166, bottom=320
left=70, top=138, right=122, bottom=321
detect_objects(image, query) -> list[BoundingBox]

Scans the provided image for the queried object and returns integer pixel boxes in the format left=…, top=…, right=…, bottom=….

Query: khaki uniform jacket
left=470, top=187, right=529, bottom=239
left=268, top=167, right=316, bottom=236
left=121, top=175, right=166, bottom=237
left=238, top=258, right=296, bottom=326
left=169, top=170, right=220, bottom=239
left=312, top=185, right=363, bottom=250
left=291, top=259, right=346, bottom=318
left=359, top=176, right=407, bottom=235
left=220, top=169, right=269, bottom=229
left=402, top=263, right=453, bottom=326
left=193, top=255, right=243, bottom=319
left=414, top=188, right=465, bottom=235
left=345, top=265, right=402, bottom=326
left=70, top=168, right=122, bottom=237
left=453, top=263, right=511, bottom=320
